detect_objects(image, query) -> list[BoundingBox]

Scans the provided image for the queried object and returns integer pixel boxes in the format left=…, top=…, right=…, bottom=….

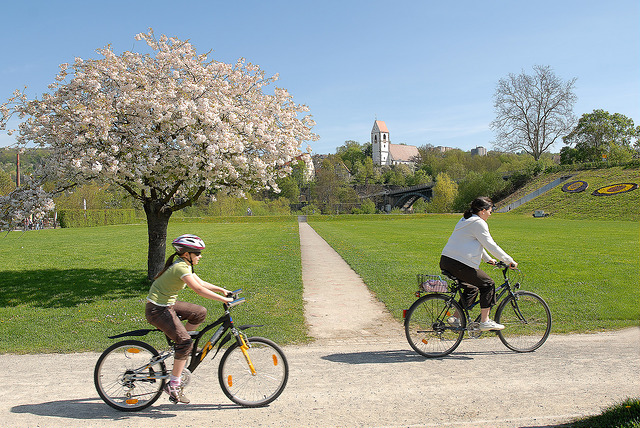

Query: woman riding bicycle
left=440, top=197, right=517, bottom=331
left=146, top=234, right=233, bottom=404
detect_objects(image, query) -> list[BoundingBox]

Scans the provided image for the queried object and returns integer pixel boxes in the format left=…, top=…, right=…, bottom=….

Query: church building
left=371, top=120, right=420, bottom=166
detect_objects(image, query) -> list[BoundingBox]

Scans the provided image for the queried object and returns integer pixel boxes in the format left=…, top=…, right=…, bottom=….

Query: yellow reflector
left=227, top=375, right=233, bottom=387
left=125, top=399, right=139, bottom=405
left=127, top=348, right=141, bottom=354
left=422, top=339, right=429, bottom=345
left=272, top=354, right=278, bottom=366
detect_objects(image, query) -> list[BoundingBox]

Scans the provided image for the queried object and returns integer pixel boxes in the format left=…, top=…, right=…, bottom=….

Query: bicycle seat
left=441, top=270, right=458, bottom=281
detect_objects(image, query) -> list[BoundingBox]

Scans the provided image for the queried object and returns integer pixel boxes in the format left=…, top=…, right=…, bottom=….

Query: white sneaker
left=447, top=316, right=461, bottom=328
left=164, top=382, right=190, bottom=404
left=479, top=319, right=505, bottom=331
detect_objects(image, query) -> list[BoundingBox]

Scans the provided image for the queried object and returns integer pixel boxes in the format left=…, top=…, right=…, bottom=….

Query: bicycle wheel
left=495, top=291, right=552, bottom=352
left=218, top=336, right=289, bottom=407
left=94, top=340, right=167, bottom=411
left=404, top=294, right=465, bottom=357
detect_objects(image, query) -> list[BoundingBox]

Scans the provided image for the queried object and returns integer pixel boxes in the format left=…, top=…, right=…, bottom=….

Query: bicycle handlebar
left=224, top=289, right=245, bottom=309
left=494, top=261, right=521, bottom=276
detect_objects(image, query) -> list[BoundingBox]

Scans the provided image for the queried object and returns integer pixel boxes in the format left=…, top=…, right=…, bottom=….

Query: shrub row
left=57, top=209, right=138, bottom=228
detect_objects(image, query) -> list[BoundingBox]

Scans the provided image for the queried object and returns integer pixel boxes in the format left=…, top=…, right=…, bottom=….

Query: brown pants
left=145, top=301, right=207, bottom=360
left=440, top=255, right=496, bottom=309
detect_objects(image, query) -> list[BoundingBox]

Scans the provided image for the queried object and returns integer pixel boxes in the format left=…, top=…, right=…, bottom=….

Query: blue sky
left=1, top=0, right=638, bottom=155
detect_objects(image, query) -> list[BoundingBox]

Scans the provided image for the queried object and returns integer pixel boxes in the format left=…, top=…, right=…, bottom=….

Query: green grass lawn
left=308, top=214, right=640, bottom=333
left=1, top=213, right=638, bottom=354
left=0, top=219, right=309, bottom=353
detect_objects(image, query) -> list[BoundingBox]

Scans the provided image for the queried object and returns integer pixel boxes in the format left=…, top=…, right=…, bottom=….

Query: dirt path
left=0, top=221, right=638, bottom=428
left=300, top=220, right=403, bottom=342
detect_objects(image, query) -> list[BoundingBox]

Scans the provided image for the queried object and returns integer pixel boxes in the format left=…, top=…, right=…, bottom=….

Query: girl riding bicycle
left=146, top=234, right=233, bottom=404
left=440, top=197, right=517, bottom=331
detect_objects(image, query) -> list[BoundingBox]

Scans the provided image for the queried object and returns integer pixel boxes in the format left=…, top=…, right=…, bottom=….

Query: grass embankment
left=308, top=215, right=639, bottom=333
left=0, top=219, right=308, bottom=353
left=497, top=166, right=640, bottom=221
left=567, top=398, right=640, bottom=428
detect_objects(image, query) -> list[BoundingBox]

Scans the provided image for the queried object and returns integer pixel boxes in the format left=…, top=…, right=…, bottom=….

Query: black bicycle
left=94, top=289, right=289, bottom=411
left=404, top=262, right=551, bottom=357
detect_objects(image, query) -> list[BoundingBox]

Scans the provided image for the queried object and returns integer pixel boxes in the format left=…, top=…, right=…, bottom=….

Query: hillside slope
left=495, top=166, right=639, bottom=221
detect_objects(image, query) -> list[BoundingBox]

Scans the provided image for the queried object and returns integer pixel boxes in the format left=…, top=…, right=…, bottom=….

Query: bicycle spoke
left=496, top=291, right=551, bottom=352
left=94, top=341, right=167, bottom=411
left=405, top=294, right=464, bottom=357
left=218, top=337, right=289, bottom=407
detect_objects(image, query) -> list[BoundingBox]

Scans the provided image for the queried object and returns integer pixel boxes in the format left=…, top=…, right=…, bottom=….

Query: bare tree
left=491, top=65, right=577, bottom=160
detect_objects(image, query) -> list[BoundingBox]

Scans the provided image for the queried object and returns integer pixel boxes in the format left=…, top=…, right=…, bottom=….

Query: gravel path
left=1, top=221, right=638, bottom=428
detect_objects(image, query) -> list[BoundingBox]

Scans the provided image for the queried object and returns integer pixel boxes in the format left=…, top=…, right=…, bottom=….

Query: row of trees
left=292, top=145, right=549, bottom=215
left=2, top=110, right=637, bottom=219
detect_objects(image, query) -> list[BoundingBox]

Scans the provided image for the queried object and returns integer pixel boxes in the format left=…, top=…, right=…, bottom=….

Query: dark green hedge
left=57, top=209, right=137, bottom=228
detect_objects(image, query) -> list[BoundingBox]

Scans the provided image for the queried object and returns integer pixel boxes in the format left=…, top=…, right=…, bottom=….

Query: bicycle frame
left=107, top=290, right=259, bottom=376
left=440, top=265, right=521, bottom=328
left=185, top=304, right=261, bottom=374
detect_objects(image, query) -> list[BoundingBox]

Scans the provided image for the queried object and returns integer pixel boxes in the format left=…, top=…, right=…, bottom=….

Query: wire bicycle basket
left=417, top=274, right=449, bottom=293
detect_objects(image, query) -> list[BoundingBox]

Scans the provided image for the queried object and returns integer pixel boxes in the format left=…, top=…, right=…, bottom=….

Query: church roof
left=388, top=143, right=420, bottom=162
left=374, top=120, right=389, bottom=133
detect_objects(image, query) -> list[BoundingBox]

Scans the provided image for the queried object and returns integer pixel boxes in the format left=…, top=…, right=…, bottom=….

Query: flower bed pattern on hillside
left=562, top=180, right=589, bottom=193
left=592, top=183, right=638, bottom=196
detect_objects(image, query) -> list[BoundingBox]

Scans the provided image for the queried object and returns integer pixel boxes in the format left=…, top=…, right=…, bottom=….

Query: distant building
left=311, top=154, right=351, bottom=181
left=471, top=146, right=487, bottom=156
left=371, top=120, right=420, bottom=167
left=435, top=146, right=454, bottom=153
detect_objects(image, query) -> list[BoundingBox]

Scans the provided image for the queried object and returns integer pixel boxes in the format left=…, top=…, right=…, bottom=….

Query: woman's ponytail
left=153, top=252, right=179, bottom=280
left=463, top=197, right=493, bottom=219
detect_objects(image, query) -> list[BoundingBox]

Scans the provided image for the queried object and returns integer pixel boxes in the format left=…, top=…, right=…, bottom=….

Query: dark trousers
left=440, top=255, right=496, bottom=309
left=145, top=301, right=207, bottom=360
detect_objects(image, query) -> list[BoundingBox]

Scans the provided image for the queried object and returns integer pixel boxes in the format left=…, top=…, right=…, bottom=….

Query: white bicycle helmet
left=172, top=234, right=205, bottom=254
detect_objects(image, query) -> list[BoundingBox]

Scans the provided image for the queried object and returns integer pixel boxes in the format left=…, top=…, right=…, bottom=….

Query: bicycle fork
left=235, top=330, right=257, bottom=376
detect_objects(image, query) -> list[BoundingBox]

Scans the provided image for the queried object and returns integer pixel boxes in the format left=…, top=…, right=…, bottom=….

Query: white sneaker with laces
left=479, top=319, right=505, bottom=331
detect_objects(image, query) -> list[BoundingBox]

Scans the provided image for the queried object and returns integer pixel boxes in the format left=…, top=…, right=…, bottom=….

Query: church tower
left=371, top=120, right=390, bottom=166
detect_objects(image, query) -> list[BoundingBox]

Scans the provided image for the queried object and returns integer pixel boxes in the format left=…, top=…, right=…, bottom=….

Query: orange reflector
left=272, top=354, right=278, bottom=366
left=227, top=375, right=233, bottom=387
left=125, top=399, right=139, bottom=405
left=446, top=311, right=452, bottom=316
left=402, top=309, right=407, bottom=318
left=127, top=348, right=141, bottom=354
left=422, top=339, right=429, bottom=345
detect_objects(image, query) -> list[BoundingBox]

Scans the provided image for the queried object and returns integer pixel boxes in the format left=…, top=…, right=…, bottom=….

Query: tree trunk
left=144, top=200, right=173, bottom=281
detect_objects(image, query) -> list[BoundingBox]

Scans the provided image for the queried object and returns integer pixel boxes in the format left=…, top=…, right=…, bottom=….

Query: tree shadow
left=0, top=268, right=148, bottom=308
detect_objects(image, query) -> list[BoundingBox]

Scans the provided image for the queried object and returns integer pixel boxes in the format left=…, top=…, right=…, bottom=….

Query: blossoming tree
left=0, top=29, right=317, bottom=279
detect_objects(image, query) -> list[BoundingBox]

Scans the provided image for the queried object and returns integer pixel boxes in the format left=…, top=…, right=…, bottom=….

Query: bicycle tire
left=218, top=336, right=289, bottom=407
left=404, top=294, right=465, bottom=357
left=94, top=340, right=167, bottom=411
left=495, top=291, right=552, bottom=352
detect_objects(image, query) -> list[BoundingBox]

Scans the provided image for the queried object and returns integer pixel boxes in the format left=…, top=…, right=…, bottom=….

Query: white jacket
left=441, top=215, right=514, bottom=269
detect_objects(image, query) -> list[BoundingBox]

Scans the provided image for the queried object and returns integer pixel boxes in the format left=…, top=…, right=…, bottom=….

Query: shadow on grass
left=0, top=268, right=149, bottom=308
